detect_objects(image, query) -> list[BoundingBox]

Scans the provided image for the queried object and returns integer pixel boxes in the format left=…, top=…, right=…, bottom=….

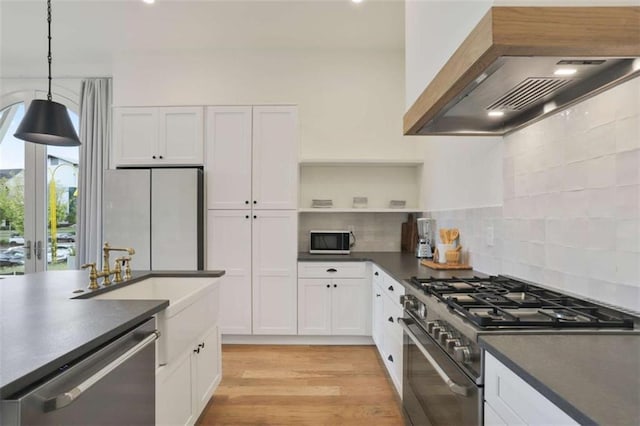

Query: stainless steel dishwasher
left=1, top=318, right=159, bottom=425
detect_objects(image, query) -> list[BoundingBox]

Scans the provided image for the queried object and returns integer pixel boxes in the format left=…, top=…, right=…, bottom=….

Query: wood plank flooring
left=197, top=344, right=405, bottom=425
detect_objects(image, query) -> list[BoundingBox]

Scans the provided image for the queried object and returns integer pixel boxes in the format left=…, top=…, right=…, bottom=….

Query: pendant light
left=14, top=0, right=81, bottom=146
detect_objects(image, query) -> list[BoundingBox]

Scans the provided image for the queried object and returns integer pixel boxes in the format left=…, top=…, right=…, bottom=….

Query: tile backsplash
left=298, top=212, right=410, bottom=252
left=427, top=77, right=640, bottom=313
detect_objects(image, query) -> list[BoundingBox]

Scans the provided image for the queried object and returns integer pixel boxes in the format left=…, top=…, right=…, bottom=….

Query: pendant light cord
left=47, top=0, right=52, bottom=101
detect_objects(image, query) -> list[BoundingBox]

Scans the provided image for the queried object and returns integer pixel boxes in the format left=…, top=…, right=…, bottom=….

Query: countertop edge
left=1, top=300, right=168, bottom=399
left=479, top=338, right=594, bottom=426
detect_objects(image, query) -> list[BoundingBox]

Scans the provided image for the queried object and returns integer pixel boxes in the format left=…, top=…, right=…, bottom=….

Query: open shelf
left=299, top=208, right=422, bottom=213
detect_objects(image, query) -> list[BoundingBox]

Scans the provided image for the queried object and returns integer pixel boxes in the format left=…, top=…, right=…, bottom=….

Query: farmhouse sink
left=92, top=277, right=219, bottom=366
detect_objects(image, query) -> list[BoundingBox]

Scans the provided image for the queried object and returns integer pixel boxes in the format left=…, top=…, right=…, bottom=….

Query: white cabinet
left=206, top=210, right=252, bottom=334
left=113, top=107, right=203, bottom=167
left=207, top=210, right=298, bottom=335
left=371, top=265, right=404, bottom=397
left=484, top=352, right=578, bottom=426
left=156, top=325, right=221, bottom=426
left=252, top=210, right=298, bottom=334
left=297, top=262, right=371, bottom=336
left=206, top=106, right=298, bottom=210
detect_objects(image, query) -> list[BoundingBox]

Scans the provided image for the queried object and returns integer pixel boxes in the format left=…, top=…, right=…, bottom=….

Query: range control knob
left=426, top=321, right=437, bottom=333
left=432, top=327, right=443, bottom=339
left=438, top=332, right=450, bottom=345
left=453, top=346, right=472, bottom=363
left=445, top=338, right=462, bottom=350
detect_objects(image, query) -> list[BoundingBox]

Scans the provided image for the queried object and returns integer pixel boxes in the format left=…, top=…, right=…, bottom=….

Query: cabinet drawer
left=484, top=352, right=577, bottom=425
left=383, top=334, right=403, bottom=397
left=298, top=261, right=366, bottom=278
left=381, top=275, right=405, bottom=306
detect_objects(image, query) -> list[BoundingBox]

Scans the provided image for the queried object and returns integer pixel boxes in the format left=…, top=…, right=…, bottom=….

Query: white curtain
left=77, top=78, right=111, bottom=266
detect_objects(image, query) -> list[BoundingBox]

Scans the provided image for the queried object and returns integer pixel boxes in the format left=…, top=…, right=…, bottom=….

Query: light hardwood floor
left=197, top=344, right=405, bottom=425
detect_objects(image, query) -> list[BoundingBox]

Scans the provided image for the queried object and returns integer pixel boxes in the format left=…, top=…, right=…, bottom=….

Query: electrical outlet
left=485, top=225, right=494, bottom=247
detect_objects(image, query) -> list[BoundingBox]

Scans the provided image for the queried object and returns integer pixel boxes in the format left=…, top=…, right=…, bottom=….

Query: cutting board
left=420, top=259, right=472, bottom=270
left=401, top=214, right=418, bottom=252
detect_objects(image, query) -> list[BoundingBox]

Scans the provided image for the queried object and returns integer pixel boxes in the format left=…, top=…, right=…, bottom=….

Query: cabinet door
left=252, top=210, right=298, bottom=334
left=205, top=107, right=253, bottom=209
left=207, top=210, right=252, bottom=334
left=156, top=351, right=194, bottom=426
left=298, top=278, right=332, bottom=335
left=332, top=278, right=370, bottom=335
left=251, top=106, right=298, bottom=210
left=372, top=282, right=384, bottom=348
left=193, top=326, right=221, bottom=415
left=112, top=107, right=158, bottom=167
left=159, top=107, right=204, bottom=165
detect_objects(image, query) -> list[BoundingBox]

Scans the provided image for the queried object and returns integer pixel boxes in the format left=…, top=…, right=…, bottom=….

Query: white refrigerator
left=103, top=168, right=204, bottom=271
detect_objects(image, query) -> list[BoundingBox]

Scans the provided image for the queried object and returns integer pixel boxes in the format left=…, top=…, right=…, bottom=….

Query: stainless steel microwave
left=309, top=230, right=350, bottom=254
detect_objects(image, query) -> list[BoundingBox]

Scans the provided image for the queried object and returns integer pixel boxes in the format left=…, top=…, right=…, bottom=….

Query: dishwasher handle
left=43, top=330, right=160, bottom=412
left=398, top=318, right=470, bottom=397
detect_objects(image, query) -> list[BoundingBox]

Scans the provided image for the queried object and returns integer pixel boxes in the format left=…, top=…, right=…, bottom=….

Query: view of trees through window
left=0, top=102, right=80, bottom=275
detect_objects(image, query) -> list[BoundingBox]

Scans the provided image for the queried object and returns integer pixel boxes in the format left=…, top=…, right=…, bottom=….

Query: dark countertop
left=0, top=269, right=225, bottom=398
left=480, top=334, right=640, bottom=426
left=298, top=251, right=488, bottom=281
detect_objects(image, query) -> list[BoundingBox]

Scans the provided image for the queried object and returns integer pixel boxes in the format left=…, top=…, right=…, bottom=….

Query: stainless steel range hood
left=404, top=7, right=640, bottom=136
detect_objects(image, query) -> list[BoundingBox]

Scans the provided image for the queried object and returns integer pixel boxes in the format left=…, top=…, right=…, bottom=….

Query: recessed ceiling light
left=143, top=0, right=155, bottom=4
left=554, top=68, right=577, bottom=76
left=487, top=111, right=504, bottom=117
left=352, top=0, right=364, bottom=3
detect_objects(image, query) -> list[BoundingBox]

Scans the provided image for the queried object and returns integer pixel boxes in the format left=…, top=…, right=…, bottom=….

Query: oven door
left=399, top=315, right=481, bottom=426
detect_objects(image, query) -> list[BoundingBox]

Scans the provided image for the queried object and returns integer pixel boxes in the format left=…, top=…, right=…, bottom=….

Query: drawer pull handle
left=374, top=272, right=379, bottom=276
left=333, top=284, right=337, bottom=288
left=326, top=284, right=330, bottom=288
left=326, top=268, right=337, bottom=273
left=388, top=316, right=394, bottom=323
left=387, top=355, right=393, bottom=362
left=388, top=285, right=394, bottom=291
left=376, top=294, right=381, bottom=297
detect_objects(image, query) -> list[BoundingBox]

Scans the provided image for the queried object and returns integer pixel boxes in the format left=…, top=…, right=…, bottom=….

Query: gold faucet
left=114, top=256, right=133, bottom=283
left=80, top=263, right=100, bottom=290
left=100, top=242, right=136, bottom=286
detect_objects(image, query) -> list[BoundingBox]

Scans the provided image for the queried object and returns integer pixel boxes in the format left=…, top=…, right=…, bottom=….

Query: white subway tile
left=564, top=133, right=590, bottom=164
left=543, top=268, right=566, bottom=289
left=586, top=188, right=617, bottom=218
left=587, top=249, right=617, bottom=281
left=615, top=116, right=640, bottom=153
left=540, top=192, right=565, bottom=218
left=615, top=149, right=640, bottom=186
left=529, top=218, right=546, bottom=242
left=563, top=161, right=588, bottom=191
left=562, top=190, right=589, bottom=218
left=612, top=78, right=640, bottom=120
left=563, top=247, right=589, bottom=276
left=562, top=218, right=589, bottom=248
left=563, top=273, right=588, bottom=296
left=546, top=219, right=565, bottom=245
left=615, top=251, right=640, bottom=286
left=587, top=218, right=617, bottom=250
left=545, top=244, right=567, bottom=271
left=585, top=155, right=616, bottom=189
left=616, top=219, right=640, bottom=253
left=546, top=166, right=564, bottom=193
left=615, top=185, right=640, bottom=219
left=586, top=122, right=616, bottom=159
left=529, top=242, right=546, bottom=267
left=514, top=173, right=529, bottom=197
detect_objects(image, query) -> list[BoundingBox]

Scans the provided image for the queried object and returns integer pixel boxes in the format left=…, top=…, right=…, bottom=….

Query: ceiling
left=1, top=0, right=404, bottom=73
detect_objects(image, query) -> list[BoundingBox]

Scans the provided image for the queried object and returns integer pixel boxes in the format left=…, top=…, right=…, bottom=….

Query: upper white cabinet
left=206, top=106, right=298, bottom=210
left=112, top=107, right=204, bottom=167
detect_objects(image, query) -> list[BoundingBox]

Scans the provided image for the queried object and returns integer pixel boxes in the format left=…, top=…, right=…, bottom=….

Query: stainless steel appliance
left=415, top=218, right=433, bottom=258
left=104, top=168, right=204, bottom=270
left=400, top=275, right=638, bottom=426
left=309, top=230, right=351, bottom=254
left=1, top=318, right=159, bottom=425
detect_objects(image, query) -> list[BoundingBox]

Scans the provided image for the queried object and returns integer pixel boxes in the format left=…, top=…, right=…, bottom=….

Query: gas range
left=400, top=275, right=639, bottom=384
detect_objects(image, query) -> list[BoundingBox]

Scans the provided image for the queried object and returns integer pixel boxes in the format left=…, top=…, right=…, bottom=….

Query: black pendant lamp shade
left=14, top=0, right=81, bottom=147
left=15, top=99, right=81, bottom=146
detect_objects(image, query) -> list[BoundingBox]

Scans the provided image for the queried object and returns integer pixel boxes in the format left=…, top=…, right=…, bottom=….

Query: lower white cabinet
left=371, top=266, right=404, bottom=397
left=156, top=325, right=221, bottom=426
left=298, top=277, right=370, bottom=335
left=297, top=262, right=371, bottom=336
left=484, top=352, right=578, bottom=426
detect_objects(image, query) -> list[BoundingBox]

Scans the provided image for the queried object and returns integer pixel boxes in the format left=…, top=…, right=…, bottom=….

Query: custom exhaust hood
left=403, top=7, right=640, bottom=136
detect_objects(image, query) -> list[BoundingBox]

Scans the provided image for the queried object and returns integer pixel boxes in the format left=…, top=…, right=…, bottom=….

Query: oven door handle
left=398, top=318, right=470, bottom=397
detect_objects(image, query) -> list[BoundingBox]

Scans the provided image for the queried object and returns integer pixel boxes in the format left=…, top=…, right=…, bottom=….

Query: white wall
left=113, top=48, right=423, bottom=162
